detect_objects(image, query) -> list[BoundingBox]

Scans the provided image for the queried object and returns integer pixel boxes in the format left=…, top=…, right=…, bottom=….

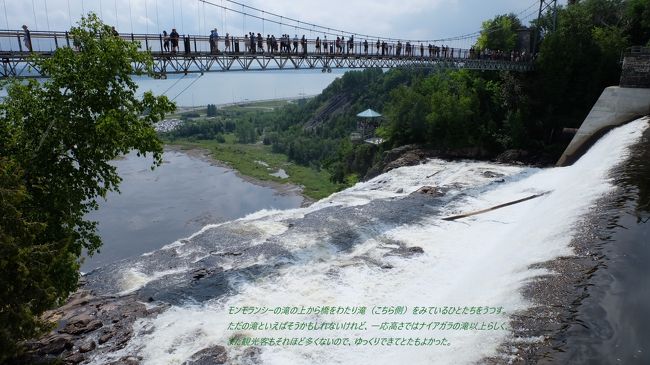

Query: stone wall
left=620, top=54, right=650, bottom=88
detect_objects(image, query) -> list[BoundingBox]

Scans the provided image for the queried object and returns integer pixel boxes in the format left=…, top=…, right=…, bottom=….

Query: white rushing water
left=93, top=118, right=648, bottom=365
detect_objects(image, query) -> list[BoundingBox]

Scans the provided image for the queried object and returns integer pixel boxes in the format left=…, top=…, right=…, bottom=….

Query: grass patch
left=167, top=138, right=344, bottom=200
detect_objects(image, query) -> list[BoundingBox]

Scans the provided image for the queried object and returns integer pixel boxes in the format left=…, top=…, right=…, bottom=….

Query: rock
left=383, top=151, right=428, bottom=173
left=414, top=186, right=445, bottom=197
left=108, top=356, right=142, bottom=365
left=183, top=345, right=228, bottom=365
left=363, top=145, right=426, bottom=180
left=495, top=149, right=529, bottom=164
left=98, top=331, right=114, bottom=344
left=192, top=268, right=210, bottom=280
left=64, top=352, right=85, bottom=364
left=242, top=347, right=262, bottom=362
left=481, top=170, right=504, bottom=178
left=60, top=319, right=103, bottom=335
left=60, top=314, right=103, bottom=335
left=34, top=334, right=75, bottom=355
left=222, top=252, right=242, bottom=257
left=79, top=340, right=96, bottom=353
left=113, top=331, right=133, bottom=349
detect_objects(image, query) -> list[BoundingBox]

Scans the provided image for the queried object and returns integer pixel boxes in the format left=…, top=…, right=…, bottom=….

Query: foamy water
left=88, top=118, right=648, bottom=365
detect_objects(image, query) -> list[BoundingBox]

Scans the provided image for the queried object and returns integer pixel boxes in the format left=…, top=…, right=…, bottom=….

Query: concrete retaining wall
left=556, top=86, right=650, bottom=166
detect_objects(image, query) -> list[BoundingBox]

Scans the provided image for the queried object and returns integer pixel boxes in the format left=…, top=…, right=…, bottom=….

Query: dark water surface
left=82, top=149, right=303, bottom=272
left=545, top=128, right=650, bottom=364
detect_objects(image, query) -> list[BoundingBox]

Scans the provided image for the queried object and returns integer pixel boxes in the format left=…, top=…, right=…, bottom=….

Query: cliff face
left=302, top=93, right=352, bottom=131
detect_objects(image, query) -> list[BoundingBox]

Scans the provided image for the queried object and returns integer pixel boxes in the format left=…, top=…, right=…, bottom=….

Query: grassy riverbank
left=167, top=137, right=344, bottom=200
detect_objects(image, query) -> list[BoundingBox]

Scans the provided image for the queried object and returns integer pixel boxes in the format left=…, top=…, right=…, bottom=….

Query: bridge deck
left=0, top=30, right=533, bottom=78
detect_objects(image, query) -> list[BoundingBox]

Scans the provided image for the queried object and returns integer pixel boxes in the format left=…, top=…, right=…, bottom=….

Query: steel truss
left=0, top=52, right=533, bottom=78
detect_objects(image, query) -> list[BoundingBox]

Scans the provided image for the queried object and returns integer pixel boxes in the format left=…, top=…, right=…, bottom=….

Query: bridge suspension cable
left=197, top=0, right=542, bottom=46
left=433, top=0, right=540, bottom=42
left=128, top=0, right=133, bottom=34
left=171, top=74, right=203, bottom=102
left=30, top=0, right=38, bottom=30
left=155, top=0, right=160, bottom=32
left=145, top=0, right=149, bottom=35
left=67, top=0, right=72, bottom=27
left=44, top=0, right=51, bottom=31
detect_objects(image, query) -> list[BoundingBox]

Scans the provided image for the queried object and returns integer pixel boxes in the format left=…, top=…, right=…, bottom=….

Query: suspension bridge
left=0, top=0, right=558, bottom=78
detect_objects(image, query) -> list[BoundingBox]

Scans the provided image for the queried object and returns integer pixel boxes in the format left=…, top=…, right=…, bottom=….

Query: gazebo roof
left=356, top=109, right=382, bottom=118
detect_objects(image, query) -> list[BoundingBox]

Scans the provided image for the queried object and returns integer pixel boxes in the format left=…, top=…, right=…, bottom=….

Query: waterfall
left=86, top=117, right=649, bottom=365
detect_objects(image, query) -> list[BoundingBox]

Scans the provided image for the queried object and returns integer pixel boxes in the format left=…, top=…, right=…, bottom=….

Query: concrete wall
left=556, top=86, right=650, bottom=166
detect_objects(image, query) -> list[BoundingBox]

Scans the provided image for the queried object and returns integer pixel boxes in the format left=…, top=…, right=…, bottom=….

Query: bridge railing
left=624, top=46, right=650, bottom=56
left=0, top=29, right=533, bottom=64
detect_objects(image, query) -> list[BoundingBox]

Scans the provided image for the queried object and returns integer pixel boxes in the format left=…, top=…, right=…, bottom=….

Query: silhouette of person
left=22, top=25, right=32, bottom=52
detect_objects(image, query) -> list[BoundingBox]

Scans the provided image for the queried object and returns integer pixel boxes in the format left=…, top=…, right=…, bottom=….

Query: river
left=540, top=124, right=650, bottom=364
left=82, top=149, right=304, bottom=272
left=82, top=69, right=345, bottom=272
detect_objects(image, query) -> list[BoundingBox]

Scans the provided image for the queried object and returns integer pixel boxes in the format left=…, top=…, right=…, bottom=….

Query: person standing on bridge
left=22, top=25, right=32, bottom=52
left=210, top=28, right=219, bottom=54
left=170, top=28, right=179, bottom=53
left=183, top=34, right=191, bottom=55
left=163, top=30, right=170, bottom=52
left=249, top=32, right=256, bottom=54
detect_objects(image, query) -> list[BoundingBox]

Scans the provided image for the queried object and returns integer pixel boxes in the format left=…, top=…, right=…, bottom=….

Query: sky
left=3, top=0, right=567, bottom=48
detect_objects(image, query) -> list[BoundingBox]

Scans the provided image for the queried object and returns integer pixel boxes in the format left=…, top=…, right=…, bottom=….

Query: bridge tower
left=537, top=0, right=559, bottom=32
left=533, top=0, right=558, bottom=54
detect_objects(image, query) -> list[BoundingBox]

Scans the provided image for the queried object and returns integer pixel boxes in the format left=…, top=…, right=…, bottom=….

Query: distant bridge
left=0, top=30, right=533, bottom=78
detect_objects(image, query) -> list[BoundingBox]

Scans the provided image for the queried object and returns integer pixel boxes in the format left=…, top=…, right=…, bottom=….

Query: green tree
left=207, top=104, right=217, bottom=117
left=235, top=119, right=256, bottom=143
left=625, top=0, right=650, bottom=45
left=0, top=13, right=175, bottom=360
left=476, top=13, right=523, bottom=51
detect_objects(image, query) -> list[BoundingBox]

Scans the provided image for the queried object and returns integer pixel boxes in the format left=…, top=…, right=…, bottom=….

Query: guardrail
left=0, top=29, right=532, bottom=62
left=0, top=29, right=534, bottom=77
